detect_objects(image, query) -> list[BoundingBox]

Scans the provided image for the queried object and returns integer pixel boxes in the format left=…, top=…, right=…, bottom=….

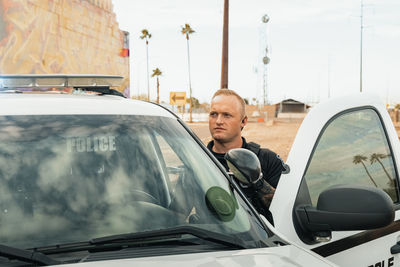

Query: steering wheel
left=130, top=189, right=160, bottom=205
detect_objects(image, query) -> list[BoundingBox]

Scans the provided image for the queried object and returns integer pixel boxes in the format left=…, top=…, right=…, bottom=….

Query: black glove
left=253, top=179, right=275, bottom=209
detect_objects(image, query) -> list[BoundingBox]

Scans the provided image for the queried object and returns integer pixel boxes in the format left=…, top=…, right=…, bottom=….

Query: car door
left=270, top=93, right=400, bottom=267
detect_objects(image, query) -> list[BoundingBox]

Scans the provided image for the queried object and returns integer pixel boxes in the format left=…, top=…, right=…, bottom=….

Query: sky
left=113, top=0, right=400, bottom=105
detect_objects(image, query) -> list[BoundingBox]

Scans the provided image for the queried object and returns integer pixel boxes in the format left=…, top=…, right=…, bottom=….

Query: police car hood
left=56, top=245, right=335, bottom=267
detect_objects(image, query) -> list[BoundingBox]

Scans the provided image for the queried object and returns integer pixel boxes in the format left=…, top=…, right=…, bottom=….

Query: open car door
left=270, top=93, right=400, bottom=267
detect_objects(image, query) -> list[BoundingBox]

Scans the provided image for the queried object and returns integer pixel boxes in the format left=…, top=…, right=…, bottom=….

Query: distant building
left=279, top=99, right=309, bottom=113
left=275, top=99, right=310, bottom=120
left=244, top=99, right=310, bottom=122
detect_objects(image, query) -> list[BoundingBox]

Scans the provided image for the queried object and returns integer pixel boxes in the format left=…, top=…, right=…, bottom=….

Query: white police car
left=0, top=74, right=395, bottom=267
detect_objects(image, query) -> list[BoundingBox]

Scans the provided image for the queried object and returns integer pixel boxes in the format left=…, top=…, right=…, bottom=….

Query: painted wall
left=0, top=0, right=129, bottom=96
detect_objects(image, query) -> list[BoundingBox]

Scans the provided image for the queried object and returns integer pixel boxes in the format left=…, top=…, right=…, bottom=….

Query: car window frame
left=137, top=133, right=172, bottom=207
left=149, top=133, right=175, bottom=191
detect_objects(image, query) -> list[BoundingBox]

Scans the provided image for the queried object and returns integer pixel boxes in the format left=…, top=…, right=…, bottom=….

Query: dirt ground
left=241, top=119, right=303, bottom=161
left=189, top=118, right=303, bottom=162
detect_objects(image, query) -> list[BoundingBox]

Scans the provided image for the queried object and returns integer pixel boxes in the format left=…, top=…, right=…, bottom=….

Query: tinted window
left=303, top=109, right=398, bottom=206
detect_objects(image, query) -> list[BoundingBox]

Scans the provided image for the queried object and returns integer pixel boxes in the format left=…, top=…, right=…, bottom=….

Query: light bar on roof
left=0, top=74, right=124, bottom=89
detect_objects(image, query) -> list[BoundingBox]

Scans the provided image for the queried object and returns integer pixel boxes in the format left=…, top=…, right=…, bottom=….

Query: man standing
left=207, top=89, right=287, bottom=222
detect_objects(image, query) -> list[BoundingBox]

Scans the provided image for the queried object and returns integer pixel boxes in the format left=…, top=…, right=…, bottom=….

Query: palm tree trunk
left=186, top=37, right=193, bottom=123
left=376, top=158, right=393, bottom=182
left=156, top=77, right=159, bottom=104
left=220, top=0, right=229, bottom=89
left=361, top=161, right=378, bottom=187
left=146, top=40, right=150, bottom=101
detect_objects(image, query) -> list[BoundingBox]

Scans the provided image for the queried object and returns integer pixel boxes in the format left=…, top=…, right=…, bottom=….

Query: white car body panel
left=56, top=245, right=336, bottom=267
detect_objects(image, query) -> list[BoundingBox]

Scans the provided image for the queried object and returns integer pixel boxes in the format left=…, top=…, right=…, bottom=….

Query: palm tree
left=370, top=153, right=393, bottom=182
left=151, top=68, right=162, bottom=104
left=140, top=29, right=152, bottom=101
left=353, top=155, right=378, bottom=187
left=181, top=23, right=195, bottom=123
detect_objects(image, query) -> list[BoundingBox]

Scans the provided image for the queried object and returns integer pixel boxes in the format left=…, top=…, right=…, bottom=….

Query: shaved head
left=211, top=89, right=246, bottom=118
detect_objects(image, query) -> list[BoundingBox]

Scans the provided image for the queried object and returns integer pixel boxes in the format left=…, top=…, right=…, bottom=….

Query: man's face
left=209, top=95, right=247, bottom=144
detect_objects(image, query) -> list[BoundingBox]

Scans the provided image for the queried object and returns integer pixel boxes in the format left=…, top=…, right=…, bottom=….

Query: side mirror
left=295, top=185, right=394, bottom=243
left=225, top=148, right=262, bottom=184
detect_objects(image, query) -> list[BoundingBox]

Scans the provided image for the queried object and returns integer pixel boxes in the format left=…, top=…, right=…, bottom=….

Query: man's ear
left=240, top=116, right=248, bottom=130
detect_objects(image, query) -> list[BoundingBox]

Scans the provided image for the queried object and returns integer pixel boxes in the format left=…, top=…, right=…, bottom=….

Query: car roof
left=0, top=93, right=177, bottom=118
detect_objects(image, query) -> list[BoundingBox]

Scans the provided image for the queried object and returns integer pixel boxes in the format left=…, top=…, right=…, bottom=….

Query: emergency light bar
left=0, top=74, right=123, bottom=89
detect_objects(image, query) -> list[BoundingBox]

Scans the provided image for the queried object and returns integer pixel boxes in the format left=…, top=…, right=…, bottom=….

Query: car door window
left=303, top=108, right=398, bottom=206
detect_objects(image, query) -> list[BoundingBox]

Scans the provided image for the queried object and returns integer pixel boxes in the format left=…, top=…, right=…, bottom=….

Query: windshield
left=0, top=115, right=267, bottom=249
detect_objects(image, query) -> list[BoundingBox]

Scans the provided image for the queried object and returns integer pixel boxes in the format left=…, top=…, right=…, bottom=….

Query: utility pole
left=220, top=0, right=229, bottom=89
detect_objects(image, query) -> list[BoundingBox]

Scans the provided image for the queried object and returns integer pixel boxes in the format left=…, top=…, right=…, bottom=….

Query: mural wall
left=0, top=0, right=129, bottom=96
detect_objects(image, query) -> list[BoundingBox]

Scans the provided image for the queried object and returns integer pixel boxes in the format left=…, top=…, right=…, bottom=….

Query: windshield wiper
left=0, top=244, right=60, bottom=266
left=33, top=226, right=249, bottom=256
left=90, top=226, right=248, bottom=249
